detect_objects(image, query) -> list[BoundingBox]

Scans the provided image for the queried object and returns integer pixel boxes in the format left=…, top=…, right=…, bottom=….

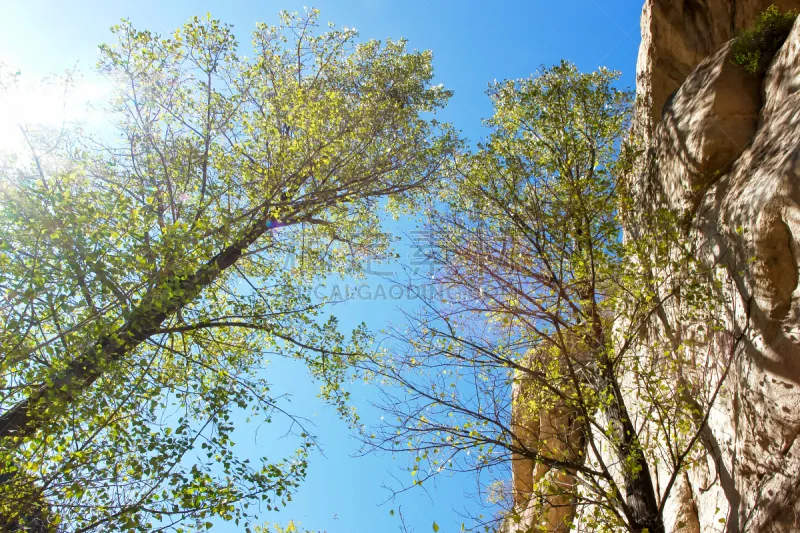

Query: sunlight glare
left=0, top=70, right=112, bottom=155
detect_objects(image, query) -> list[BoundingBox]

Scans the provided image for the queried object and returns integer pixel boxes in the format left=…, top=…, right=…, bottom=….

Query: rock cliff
left=637, top=0, right=800, bottom=132
left=510, top=1, right=800, bottom=531
left=640, top=2, right=800, bottom=531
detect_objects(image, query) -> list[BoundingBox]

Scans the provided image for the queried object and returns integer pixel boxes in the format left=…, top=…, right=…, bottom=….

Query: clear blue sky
left=0, top=2, right=643, bottom=532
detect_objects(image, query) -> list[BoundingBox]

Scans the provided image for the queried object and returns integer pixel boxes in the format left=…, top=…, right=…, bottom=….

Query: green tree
left=0, top=10, right=455, bottom=532
left=366, top=62, right=743, bottom=533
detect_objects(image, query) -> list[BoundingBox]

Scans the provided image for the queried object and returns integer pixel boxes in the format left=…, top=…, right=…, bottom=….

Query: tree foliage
left=731, top=4, right=798, bottom=74
left=0, top=10, right=454, bottom=532
left=1, top=11, right=754, bottom=533
left=365, top=62, right=742, bottom=533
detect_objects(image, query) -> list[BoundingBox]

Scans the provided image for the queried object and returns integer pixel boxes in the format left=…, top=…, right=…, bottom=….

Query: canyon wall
left=510, top=1, right=800, bottom=531
left=639, top=2, right=800, bottom=531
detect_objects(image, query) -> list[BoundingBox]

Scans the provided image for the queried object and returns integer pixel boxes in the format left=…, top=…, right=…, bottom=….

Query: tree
left=365, top=62, right=744, bottom=532
left=0, top=10, right=455, bottom=532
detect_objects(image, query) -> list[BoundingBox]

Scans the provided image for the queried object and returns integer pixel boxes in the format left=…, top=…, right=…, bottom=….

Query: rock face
left=652, top=40, right=762, bottom=216
left=510, top=374, right=584, bottom=533
left=637, top=0, right=800, bottom=131
left=509, top=2, right=800, bottom=531
left=638, top=2, right=800, bottom=532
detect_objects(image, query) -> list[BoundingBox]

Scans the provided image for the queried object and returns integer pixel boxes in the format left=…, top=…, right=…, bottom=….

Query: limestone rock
left=641, top=8, right=800, bottom=533
left=509, top=369, right=584, bottom=533
left=764, top=8, right=800, bottom=119
left=509, top=3, right=800, bottom=531
left=653, top=40, right=761, bottom=215
left=636, top=0, right=800, bottom=132
left=693, top=17, right=800, bottom=530
left=662, top=475, right=700, bottom=533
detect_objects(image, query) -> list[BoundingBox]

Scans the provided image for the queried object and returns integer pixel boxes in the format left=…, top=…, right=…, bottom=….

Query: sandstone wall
left=509, top=2, right=800, bottom=531
left=638, top=3, right=800, bottom=531
left=637, top=0, right=800, bottom=132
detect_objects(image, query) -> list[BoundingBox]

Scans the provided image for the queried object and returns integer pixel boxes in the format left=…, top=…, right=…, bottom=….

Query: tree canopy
left=0, top=10, right=454, bottom=532
left=364, top=62, right=737, bottom=533
left=0, top=11, right=746, bottom=533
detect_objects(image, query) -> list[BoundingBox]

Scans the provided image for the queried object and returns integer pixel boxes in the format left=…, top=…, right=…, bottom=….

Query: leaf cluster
left=730, top=5, right=798, bottom=74
left=0, top=9, right=455, bottom=532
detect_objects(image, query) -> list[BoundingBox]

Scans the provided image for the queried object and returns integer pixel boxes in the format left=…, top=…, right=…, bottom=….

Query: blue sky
left=0, top=2, right=643, bottom=532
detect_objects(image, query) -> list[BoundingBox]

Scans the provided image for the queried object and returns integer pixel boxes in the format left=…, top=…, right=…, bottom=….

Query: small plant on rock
left=731, top=4, right=798, bottom=74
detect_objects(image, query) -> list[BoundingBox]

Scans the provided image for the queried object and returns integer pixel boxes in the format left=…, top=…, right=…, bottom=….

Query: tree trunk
left=599, top=360, right=665, bottom=533
left=0, top=217, right=269, bottom=442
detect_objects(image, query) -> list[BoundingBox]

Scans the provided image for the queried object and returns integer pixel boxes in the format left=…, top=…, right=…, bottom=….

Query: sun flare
left=0, top=69, right=111, bottom=154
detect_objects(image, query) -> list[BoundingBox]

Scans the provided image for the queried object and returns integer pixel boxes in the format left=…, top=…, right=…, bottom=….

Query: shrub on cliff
left=731, top=4, right=798, bottom=74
